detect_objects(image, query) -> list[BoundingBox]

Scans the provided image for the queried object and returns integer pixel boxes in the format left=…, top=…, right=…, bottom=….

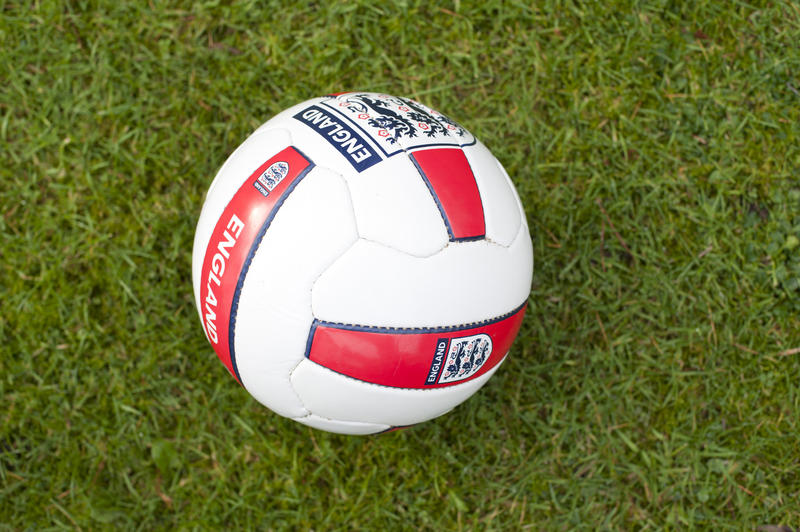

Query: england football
left=191, top=92, right=533, bottom=434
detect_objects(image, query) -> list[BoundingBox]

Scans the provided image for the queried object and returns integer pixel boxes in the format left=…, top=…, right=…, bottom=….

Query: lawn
left=2, top=1, right=800, bottom=529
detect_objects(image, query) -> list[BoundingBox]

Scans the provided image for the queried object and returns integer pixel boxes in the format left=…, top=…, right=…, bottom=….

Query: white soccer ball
left=192, top=92, right=532, bottom=435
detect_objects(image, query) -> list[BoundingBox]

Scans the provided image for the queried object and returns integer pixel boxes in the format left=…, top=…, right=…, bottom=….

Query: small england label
left=253, top=161, right=289, bottom=197
left=425, top=338, right=450, bottom=385
left=426, top=333, right=493, bottom=385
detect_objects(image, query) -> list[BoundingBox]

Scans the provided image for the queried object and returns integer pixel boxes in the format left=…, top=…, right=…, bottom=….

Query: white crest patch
left=319, top=93, right=476, bottom=155
left=436, top=333, right=492, bottom=385
left=254, top=161, right=289, bottom=197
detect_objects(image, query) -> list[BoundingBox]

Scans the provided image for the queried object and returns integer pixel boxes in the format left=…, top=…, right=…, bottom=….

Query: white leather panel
left=291, top=356, right=505, bottom=426
left=462, top=140, right=521, bottom=247
left=292, top=414, right=390, bottom=435
left=192, top=128, right=292, bottom=317
left=312, top=222, right=533, bottom=328
left=343, top=153, right=449, bottom=256
left=233, top=167, right=358, bottom=417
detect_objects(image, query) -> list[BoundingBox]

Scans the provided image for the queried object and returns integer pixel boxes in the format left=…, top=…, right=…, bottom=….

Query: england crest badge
left=253, top=161, right=289, bottom=197
left=425, top=333, right=493, bottom=385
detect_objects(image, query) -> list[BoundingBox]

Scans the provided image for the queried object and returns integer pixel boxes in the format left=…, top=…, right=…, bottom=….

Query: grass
left=2, top=0, right=800, bottom=529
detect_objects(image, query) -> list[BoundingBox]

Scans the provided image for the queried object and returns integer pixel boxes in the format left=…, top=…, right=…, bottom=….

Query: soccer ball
left=192, top=92, right=532, bottom=435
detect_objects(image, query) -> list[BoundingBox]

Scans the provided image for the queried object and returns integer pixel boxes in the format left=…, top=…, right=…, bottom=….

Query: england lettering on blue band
left=293, top=105, right=380, bottom=172
left=425, top=338, right=450, bottom=385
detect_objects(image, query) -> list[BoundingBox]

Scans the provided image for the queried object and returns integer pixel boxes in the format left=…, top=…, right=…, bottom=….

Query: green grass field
left=3, top=1, right=800, bottom=529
